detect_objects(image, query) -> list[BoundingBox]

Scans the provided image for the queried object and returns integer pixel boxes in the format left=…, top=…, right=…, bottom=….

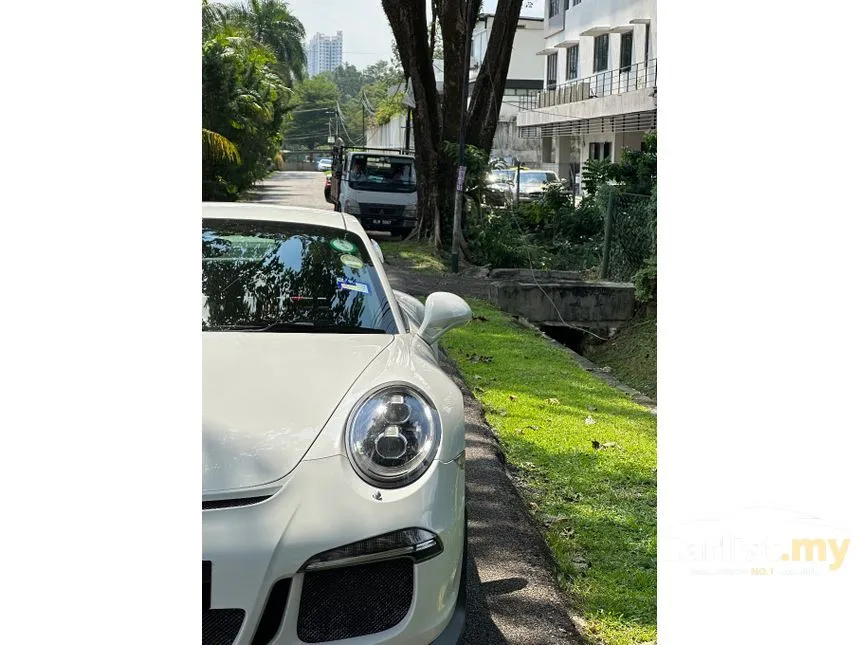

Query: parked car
left=202, top=203, right=470, bottom=645
left=484, top=169, right=516, bottom=207
left=516, top=170, right=567, bottom=203
left=324, top=170, right=333, bottom=203
left=316, top=157, right=332, bottom=172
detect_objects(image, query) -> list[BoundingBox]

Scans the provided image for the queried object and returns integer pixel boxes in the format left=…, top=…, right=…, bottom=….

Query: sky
left=282, top=0, right=545, bottom=71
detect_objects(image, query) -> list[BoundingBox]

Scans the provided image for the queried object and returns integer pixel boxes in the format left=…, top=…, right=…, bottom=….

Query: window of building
left=549, top=0, right=560, bottom=18
left=546, top=52, right=558, bottom=89
left=589, top=142, right=612, bottom=161
left=620, top=32, right=633, bottom=71
left=593, top=33, right=609, bottom=72
left=565, top=44, right=579, bottom=80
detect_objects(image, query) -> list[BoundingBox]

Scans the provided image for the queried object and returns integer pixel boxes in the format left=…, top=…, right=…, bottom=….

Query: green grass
left=378, top=239, right=448, bottom=275
left=584, top=312, right=657, bottom=400
left=442, top=300, right=657, bottom=645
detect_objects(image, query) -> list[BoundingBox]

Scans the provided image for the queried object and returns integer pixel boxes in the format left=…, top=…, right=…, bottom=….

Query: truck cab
left=330, top=145, right=418, bottom=239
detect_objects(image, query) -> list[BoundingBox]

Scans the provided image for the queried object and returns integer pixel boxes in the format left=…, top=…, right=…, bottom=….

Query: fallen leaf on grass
left=587, top=405, right=597, bottom=412
left=591, top=440, right=618, bottom=450
left=527, top=424, right=541, bottom=430
left=474, top=386, right=486, bottom=394
left=509, top=394, right=518, bottom=401
left=466, top=353, right=494, bottom=363
left=546, top=397, right=560, bottom=405
left=585, top=415, right=596, bottom=425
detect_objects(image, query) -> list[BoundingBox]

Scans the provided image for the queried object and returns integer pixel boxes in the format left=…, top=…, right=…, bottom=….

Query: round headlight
left=345, top=384, right=440, bottom=488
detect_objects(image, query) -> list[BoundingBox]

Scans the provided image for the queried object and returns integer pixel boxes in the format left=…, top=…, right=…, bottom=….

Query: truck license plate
left=372, top=219, right=393, bottom=225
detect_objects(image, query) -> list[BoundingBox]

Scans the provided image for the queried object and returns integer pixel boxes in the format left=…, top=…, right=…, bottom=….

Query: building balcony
left=517, top=58, right=656, bottom=129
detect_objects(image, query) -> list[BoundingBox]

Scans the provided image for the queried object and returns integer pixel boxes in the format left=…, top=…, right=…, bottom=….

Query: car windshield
left=202, top=219, right=398, bottom=333
left=347, top=155, right=417, bottom=193
left=490, top=169, right=514, bottom=183
left=519, top=172, right=558, bottom=187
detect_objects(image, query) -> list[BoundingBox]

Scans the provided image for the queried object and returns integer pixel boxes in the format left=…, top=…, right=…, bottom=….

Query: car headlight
left=345, top=384, right=440, bottom=488
left=344, top=199, right=360, bottom=215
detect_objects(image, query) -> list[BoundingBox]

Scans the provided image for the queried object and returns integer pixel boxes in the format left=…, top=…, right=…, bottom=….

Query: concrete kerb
left=438, top=349, right=589, bottom=644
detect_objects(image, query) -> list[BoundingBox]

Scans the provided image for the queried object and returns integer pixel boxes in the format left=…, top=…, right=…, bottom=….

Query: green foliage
left=465, top=205, right=602, bottom=271
left=202, top=21, right=292, bottom=200
left=633, top=255, right=657, bottom=303
left=582, top=158, right=613, bottom=198
left=601, top=184, right=657, bottom=282
left=222, top=0, right=307, bottom=86
left=322, top=63, right=364, bottom=99
left=607, top=131, right=657, bottom=196
left=375, top=90, right=406, bottom=125
left=440, top=142, right=494, bottom=199
left=282, top=76, right=339, bottom=150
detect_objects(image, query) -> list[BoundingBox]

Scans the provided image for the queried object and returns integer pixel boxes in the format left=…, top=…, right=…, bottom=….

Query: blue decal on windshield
left=337, top=279, right=370, bottom=295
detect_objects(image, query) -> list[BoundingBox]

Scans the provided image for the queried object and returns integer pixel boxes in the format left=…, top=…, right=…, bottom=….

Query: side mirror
left=417, top=292, right=472, bottom=346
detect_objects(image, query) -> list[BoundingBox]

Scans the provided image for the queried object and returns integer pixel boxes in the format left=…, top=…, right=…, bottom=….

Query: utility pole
left=451, top=0, right=473, bottom=273
left=404, top=109, right=412, bottom=153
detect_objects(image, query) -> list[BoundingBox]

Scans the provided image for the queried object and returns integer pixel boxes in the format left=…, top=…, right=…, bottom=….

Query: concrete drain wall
left=488, top=279, right=636, bottom=328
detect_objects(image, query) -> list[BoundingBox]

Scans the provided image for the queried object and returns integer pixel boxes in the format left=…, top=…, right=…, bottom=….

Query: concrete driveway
left=236, top=171, right=585, bottom=644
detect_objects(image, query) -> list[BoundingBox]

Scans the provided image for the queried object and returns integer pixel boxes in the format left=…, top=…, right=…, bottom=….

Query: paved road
left=242, top=170, right=333, bottom=211
left=240, top=171, right=585, bottom=644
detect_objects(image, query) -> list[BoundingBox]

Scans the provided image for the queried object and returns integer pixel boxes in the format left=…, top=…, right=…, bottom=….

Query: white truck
left=330, top=143, right=418, bottom=239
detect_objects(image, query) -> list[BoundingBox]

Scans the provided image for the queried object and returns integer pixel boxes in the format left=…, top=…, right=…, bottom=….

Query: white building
left=517, top=0, right=657, bottom=192
left=469, top=13, right=546, bottom=163
left=306, top=31, right=343, bottom=78
left=364, top=61, right=445, bottom=152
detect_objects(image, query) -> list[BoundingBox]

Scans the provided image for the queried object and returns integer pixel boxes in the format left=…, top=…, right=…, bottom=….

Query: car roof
left=202, top=203, right=364, bottom=235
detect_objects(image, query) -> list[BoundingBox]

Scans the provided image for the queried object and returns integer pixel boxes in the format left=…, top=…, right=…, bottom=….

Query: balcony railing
left=519, top=58, right=657, bottom=111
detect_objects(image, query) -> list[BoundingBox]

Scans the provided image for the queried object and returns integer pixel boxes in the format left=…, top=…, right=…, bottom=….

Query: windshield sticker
left=330, top=238, right=357, bottom=253
left=340, top=254, right=365, bottom=269
left=337, top=279, right=370, bottom=295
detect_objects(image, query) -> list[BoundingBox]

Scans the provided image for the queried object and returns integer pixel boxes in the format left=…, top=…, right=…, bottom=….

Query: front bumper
left=203, top=454, right=466, bottom=645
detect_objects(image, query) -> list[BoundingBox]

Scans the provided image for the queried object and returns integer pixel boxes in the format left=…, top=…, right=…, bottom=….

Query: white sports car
left=203, top=203, right=471, bottom=645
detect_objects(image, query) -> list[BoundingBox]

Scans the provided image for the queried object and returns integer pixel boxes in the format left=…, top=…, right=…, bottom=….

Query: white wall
left=365, top=113, right=408, bottom=150
left=471, top=16, right=545, bottom=82
left=542, top=0, right=656, bottom=86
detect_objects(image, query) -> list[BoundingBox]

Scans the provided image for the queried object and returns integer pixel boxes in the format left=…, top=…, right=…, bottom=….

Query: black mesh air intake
left=297, top=558, right=414, bottom=642
left=203, top=608, right=245, bottom=645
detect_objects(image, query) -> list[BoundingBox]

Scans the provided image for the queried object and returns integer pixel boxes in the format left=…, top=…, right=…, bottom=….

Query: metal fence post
left=599, top=188, right=616, bottom=279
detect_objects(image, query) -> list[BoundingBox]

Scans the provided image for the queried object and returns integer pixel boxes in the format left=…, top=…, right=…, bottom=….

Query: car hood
left=203, top=332, right=394, bottom=493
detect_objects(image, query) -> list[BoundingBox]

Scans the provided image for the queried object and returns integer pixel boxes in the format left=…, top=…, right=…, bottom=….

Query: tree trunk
left=382, top=0, right=441, bottom=243
left=466, top=0, right=524, bottom=153
left=385, top=0, right=524, bottom=246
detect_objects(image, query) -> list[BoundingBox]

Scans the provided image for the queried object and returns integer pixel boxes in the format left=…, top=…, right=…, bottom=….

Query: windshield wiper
left=205, top=320, right=388, bottom=334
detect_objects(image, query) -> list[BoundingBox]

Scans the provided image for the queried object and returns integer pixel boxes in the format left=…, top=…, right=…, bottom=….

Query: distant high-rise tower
left=306, top=31, right=343, bottom=77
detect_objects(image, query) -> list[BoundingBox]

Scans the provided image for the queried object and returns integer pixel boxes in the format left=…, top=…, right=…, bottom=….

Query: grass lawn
left=442, top=300, right=657, bottom=645
left=584, top=311, right=657, bottom=400
left=378, top=239, right=448, bottom=275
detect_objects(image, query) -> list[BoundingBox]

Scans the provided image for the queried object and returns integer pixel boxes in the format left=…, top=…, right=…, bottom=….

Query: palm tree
left=203, top=129, right=241, bottom=164
left=202, top=0, right=227, bottom=39
left=225, top=0, right=307, bottom=86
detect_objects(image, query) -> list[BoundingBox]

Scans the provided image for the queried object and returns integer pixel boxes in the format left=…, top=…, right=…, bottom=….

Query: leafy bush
left=633, top=255, right=657, bottom=303
left=601, top=186, right=656, bottom=282
left=202, top=26, right=291, bottom=200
